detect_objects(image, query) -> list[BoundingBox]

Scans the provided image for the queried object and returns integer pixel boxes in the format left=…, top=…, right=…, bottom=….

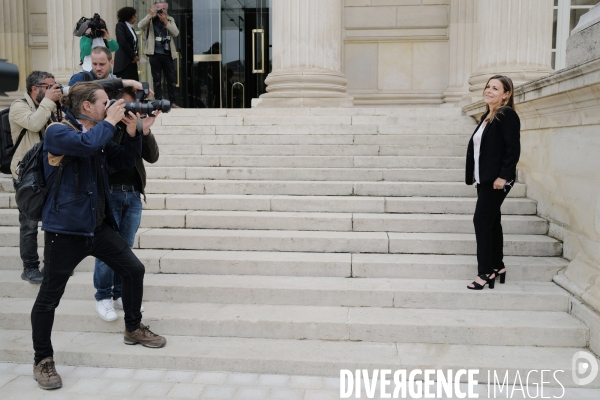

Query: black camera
left=87, top=13, right=106, bottom=38
left=156, top=9, right=164, bottom=14
left=55, top=84, right=69, bottom=95
left=73, top=13, right=105, bottom=38
left=108, top=82, right=171, bottom=117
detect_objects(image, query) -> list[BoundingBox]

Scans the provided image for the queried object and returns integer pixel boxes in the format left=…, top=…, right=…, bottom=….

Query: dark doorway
left=168, top=0, right=271, bottom=108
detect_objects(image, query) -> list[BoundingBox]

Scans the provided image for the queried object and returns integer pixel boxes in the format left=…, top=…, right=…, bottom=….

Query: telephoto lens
left=108, top=99, right=171, bottom=117
left=125, top=100, right=171, bottom=116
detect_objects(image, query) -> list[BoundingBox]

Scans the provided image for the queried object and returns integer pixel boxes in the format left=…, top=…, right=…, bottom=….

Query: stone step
left=152, top=155, right=465, bottom=168
left=0, top=193, right=539, bottom=215
left=145, top=180, right=527, bottom=197
left=158, top=115, right=475, bottom=128
left=0, top=247, right=567, bottom=281
left=145, top=167, right=464, bottom=182
left=158, top=144, right=467, bottom=157
left=154, top=123, right=473, bottom=136
left=143, top=194, right=537, bottom=215
left=129, top=229, right=560, bottom=256
left=159, top=106, right=466, bottom=118
left=0, top=271, right=569, bottom=311
left=387, top=232, right=562, bottom=256
left=153, top=133, right=471, bottom=146
left=139, top=211, right=546, bottom=234
left=0, top=298, right=585, bottom=346
left=351, top=115, right=476, bottom=127
left=1, top=329, right=593, bottom=386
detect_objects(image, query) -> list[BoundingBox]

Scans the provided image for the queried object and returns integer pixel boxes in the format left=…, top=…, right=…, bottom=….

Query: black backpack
left=13, top=130, right=71, bottom=221
left=0, top=99, right=41, bottom=175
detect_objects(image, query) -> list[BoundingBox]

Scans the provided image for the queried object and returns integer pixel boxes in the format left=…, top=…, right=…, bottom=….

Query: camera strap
left=75, top=114, right=103, bottom=124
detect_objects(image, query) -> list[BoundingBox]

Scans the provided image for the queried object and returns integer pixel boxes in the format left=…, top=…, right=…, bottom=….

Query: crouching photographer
left=31, top=82, right=166, bottom=391
left=93, top=86, right=162, bottom=322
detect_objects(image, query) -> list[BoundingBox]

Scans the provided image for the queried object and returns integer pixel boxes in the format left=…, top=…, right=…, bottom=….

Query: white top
left=473, top=122, right=486, bottom=184
left=82, top=37, right=107, bottom=72
left=126, top=21, right=138, bottom=44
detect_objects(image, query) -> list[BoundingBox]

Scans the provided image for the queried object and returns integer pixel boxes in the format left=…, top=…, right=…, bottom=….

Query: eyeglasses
left=35, top=84, right=55, bottom=90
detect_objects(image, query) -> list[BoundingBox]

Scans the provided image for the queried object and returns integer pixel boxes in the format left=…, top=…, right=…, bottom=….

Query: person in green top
left=80, top=19, right=119, bottom=72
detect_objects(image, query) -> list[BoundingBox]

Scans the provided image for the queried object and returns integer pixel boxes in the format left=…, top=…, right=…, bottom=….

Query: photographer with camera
left=79, top=15, right=119, bottom=72
left=138, top=1, right=181, bottom=108
left=93, top=86, right=160, bottom=322
left=31, top=82, right=166, bottom=390
left=8, top=71, right=62, bottom=284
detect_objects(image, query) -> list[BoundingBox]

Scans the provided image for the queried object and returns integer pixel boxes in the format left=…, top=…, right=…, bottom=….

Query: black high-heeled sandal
left=467, top=273, right=496, bottom=290
left=493, top=268, right=506, bottom=284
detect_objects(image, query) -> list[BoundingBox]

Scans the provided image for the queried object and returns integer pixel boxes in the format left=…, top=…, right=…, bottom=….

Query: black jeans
left=149, top=53, right=177, bottom=104
left=473, top=183, right=511, bottom=275
left=31, top=222, right=145, bottom=364
left=19, top=209, right=39, bottom=270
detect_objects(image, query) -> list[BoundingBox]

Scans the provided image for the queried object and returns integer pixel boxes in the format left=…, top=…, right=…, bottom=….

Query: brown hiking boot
left=33, top=357, right=62, bottom=390
left=124, top=323, right=167, bottom=348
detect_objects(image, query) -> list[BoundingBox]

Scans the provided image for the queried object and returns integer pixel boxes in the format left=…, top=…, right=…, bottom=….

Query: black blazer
left=114, top=22, right=138, bottom=74
left=465, top=106, right=521, bottom=185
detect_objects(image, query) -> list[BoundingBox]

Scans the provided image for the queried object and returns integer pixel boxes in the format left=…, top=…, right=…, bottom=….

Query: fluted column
left=47, top=0, right=117, bottom=84
left=0, top=0, right=29, bottom=91
left=442, top=0, right=478, bottom=105
left=257, top=0, right=353, bottom=108
left=468, top=0, right=554, bottom=93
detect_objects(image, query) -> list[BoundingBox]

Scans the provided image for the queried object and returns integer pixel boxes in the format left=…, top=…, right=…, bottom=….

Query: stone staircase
left=0, top=107, right=594, bottom=387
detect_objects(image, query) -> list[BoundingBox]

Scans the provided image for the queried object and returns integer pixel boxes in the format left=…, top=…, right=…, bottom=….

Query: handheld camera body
left=108, top=82, right=171, bottom=117
left=73, top=13, right=106, bottom=38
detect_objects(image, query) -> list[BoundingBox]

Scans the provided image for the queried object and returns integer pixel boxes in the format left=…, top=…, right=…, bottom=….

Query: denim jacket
left=41, top=110, right=142, bottom=236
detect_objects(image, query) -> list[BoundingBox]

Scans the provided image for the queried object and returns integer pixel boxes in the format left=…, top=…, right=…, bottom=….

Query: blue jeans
left=94, top=188, right=142, bottom=301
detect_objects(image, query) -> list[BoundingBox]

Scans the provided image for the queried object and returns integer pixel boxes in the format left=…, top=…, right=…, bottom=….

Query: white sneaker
left=113, top=297, right=144, bottom=312
left=95, top=299, right=118, bottom=322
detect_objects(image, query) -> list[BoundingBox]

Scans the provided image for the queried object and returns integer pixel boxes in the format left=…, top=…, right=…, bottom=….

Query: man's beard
left=35, top=90, right=45, bottom=104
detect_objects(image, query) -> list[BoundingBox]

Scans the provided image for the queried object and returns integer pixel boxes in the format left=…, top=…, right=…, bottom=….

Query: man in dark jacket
left=94, top=87, right=160, bottom=321
left=31, top=82, right=166, bottom=391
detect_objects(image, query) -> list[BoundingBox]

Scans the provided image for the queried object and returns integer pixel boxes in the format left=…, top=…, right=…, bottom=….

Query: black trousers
left=473, top=183, right=511, bottom=275
left=115, top=62, right=139, bottom=81
left=149, top=53, right=177, bottom=104
left=19, top=209, right=39, bottom=269
left=31, top=222, right=145, bottom=364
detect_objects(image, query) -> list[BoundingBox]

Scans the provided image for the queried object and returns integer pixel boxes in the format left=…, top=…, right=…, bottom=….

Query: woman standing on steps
left=465, top=75, right=521, bottom=290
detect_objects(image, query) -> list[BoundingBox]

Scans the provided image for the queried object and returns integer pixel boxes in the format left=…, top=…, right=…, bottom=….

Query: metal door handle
left=232, top=82, right=245, bottom=108
left=176, top=52, right=180, bottom=88
left=136, top=30, right=143, bottom=77
left=252, top=29, right=265, bottom=74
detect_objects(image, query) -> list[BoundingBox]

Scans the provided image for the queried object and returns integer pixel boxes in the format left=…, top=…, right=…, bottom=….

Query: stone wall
left=463, top=58, right=600, bottom=352
left=343, top=0, right=450, bottom=106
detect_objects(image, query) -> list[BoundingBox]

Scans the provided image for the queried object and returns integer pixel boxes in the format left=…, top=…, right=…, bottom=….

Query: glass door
left=221, top=0, right=271, bottom=108
left=166, top=0, right=271, bottom=108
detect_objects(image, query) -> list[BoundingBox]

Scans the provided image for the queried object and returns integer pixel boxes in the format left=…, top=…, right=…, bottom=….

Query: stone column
left=46, top=0, right=117, bottom=84
left=0, top=0, right=29, bottom=91
left=468, top=0, right=554, bottom=94
left=442, top=0, right=478, bottom=105
left=257, top=0, right=353, bottom=108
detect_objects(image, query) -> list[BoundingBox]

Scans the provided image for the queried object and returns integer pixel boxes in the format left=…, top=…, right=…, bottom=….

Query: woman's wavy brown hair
left=60, top=82, right=104, bottom=115
left=483, top=75, right=514, bottom=122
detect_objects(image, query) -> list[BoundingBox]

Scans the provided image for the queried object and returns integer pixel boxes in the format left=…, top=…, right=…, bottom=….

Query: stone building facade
left=1, top=0, right=596, bottom=108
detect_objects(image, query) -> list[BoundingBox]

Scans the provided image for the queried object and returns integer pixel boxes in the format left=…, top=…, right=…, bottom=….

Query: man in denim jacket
left=30, top=82, right=166, bottom=391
